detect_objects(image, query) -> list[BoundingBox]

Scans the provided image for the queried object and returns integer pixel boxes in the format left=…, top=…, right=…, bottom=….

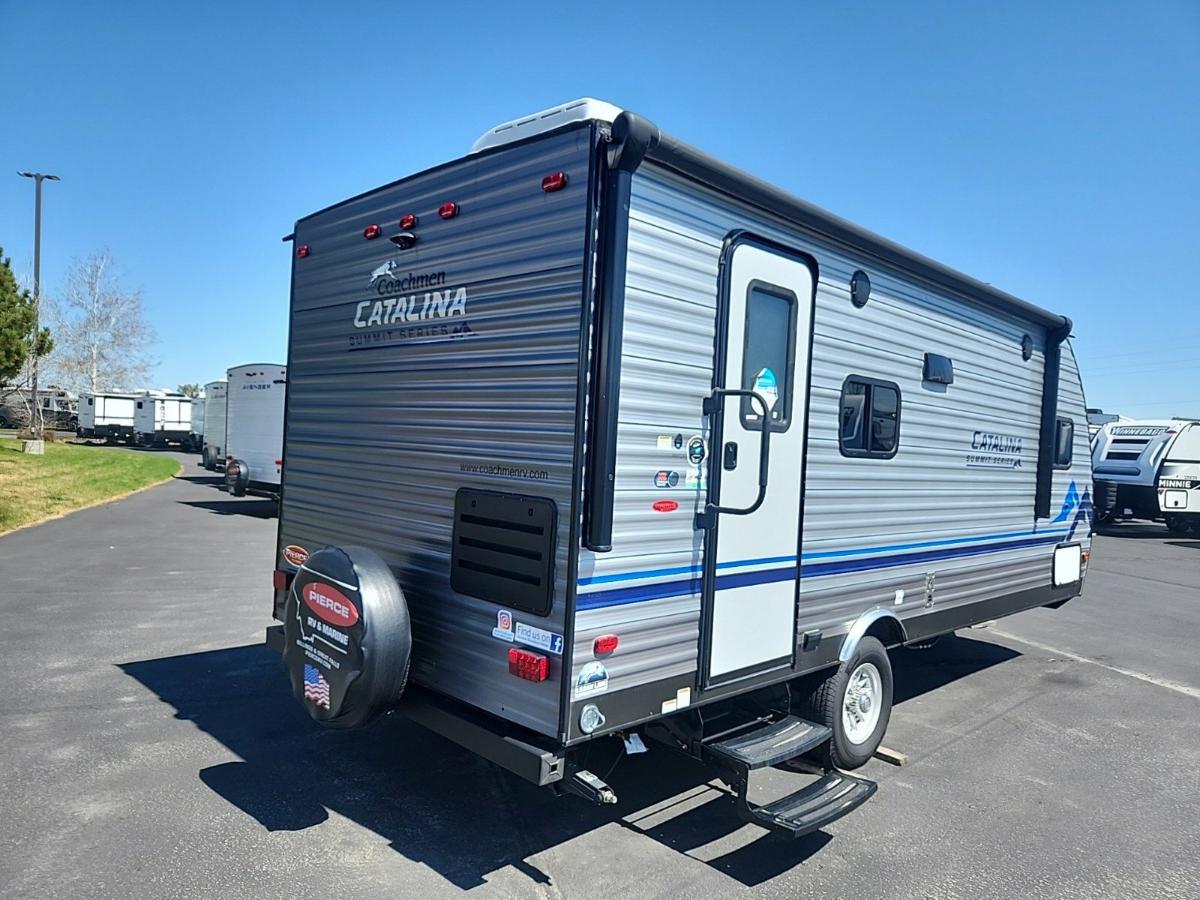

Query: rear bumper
left=265, top=624, right=566, bottom=786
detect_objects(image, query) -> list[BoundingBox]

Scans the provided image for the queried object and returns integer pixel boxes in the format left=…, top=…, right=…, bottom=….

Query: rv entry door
left=701, top=240, right=814, bottom=687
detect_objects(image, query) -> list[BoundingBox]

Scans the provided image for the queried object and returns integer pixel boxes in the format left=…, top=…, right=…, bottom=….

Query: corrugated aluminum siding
left=278, top=125, right=597, bottom=738
left=572, top=163, right=1091, bottom=719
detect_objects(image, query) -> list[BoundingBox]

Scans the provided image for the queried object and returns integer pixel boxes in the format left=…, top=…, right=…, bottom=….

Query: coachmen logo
left=303, top=583, right=360, bottom=628
left=283, top=545, right=309, bottom=567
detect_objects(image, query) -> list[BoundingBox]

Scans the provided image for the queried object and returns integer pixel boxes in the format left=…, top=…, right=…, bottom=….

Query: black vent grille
left=451, top=489, right=557, bottom=616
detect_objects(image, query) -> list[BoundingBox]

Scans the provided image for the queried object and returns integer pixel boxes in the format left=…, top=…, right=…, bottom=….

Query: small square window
left=840, top=376, right=901, bottom=458
left=1054, top=417, right=1074, bottom=469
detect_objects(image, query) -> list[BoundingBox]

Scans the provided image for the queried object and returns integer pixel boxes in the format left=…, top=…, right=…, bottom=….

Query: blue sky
left=1, top=0, right=1197, bottom=417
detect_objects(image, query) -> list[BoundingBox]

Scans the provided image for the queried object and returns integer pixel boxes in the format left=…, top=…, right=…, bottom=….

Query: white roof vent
left=470, top=98, right=623, bottom=153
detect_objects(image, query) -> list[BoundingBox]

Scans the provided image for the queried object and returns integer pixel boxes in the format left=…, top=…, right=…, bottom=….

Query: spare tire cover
left=282, top=545, right=411, bottom=728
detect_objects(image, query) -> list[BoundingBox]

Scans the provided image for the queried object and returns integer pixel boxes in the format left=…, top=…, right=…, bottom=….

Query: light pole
left=17, top=171, right=59, bottom=435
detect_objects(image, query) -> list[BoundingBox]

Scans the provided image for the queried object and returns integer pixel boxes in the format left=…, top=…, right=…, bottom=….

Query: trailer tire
left=802, top=636, right=893, bottom=771
left=282, top=545, right=411, bottom=729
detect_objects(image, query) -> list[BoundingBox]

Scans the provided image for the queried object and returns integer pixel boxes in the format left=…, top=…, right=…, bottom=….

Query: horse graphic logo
left=369, top=259, right=399, bottom=286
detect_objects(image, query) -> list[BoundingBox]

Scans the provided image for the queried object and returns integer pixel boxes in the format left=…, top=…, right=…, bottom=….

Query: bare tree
left=45, top=251, right=155, bottom=392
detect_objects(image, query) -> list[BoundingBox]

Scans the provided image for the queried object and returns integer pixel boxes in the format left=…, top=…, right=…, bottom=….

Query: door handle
left=696, top=387, right=772, bottom=529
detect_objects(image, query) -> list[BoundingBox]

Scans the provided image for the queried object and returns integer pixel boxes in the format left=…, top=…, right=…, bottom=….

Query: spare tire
left=225, top=458, right=250, bottom=496
left=282, top=545, right=411, bottom=729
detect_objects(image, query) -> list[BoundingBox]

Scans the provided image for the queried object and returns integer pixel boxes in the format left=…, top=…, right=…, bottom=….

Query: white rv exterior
left=77, top=392, right=139, bottom=441
left=201, top=380, right=227, bottom=470
left=133, top=392, right=193, bottom=447
left=266, top=100, right=1092, bottom=837
left=190, top=391, right=205, bottom=445
left=223, top=364, right=286, bottom=495
left=1090, top=418, right=1179, bottom=521
left=1158, top=421, right=1200, bottom=534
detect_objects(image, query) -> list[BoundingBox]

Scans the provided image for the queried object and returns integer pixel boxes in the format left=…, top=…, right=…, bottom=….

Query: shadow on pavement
left=1094, top=523, right=1168, bottom=539
left=1166, top=540, right=1200, bottom=551
left=120, top=631, right=1017, bottom=890
left=177, top=499, right=278, bottom=519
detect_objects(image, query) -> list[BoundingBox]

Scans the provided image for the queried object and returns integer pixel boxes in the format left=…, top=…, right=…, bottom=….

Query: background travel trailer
left=1158, top=421, right=1200, bottom=534
left=0, top=387, right=77, bottom=431
left=77, top=392, right=139, bottom=441
left=268, top=100, right=1092, bottom=836
left=223, top=364, right=286, bottom=496
left=1090, top=419, right=1180, bottom=522
left=201, top=380, right=227, bottom=470
left=133, top=392, right=193, bottom=447
left=189, top=389, right=206, bottom=452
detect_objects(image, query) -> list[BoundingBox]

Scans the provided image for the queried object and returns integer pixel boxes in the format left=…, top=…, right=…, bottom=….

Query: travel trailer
left=223, top=364, right=286, bottom=496
left=133, top=392, right=193, bottom=447
left=1090, top=419, right=1180, bottom=522
left=1158, top=420, right=1200, bottom=535
left=189, top=389, right=206, bottom=453
left=78, top=392, right=139, bottom=441
left=267, top=99, right=1093, bottom=838
left=0, top=387, right=77, bottom=431
left=201, top=380, right=227, bottom=470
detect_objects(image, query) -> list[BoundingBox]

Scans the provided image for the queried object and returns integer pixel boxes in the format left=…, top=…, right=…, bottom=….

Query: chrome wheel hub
left=842, top=662, right=883, bottom=745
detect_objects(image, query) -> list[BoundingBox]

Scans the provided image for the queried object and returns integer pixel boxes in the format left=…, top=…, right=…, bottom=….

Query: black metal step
left=702, top=715, right=831, bottom=773
left=739, top=770, right=877, bottom=838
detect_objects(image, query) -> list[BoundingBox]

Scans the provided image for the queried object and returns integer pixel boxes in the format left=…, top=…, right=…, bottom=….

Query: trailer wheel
left=802, top=636, right=893, bottom=770
left=1165, top=515, right=1191, bottom=536
left=282, top=545, right=411, bottom=729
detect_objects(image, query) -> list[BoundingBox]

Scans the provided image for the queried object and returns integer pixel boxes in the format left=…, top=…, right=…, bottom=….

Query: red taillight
left=399, top=214, right=417, bottom=229
left=296, top=244, right=310, bottom=258
left=594, top=634, right=619, bottom=655
left=363, top=224, right=382, bottom=239
left=272, top=569, right=292, bottom=592
left=542, top=171, right=568, bottom=192
left=508, top=647, right=549, bottom=682
left=438, top=201, right=459, bottom=219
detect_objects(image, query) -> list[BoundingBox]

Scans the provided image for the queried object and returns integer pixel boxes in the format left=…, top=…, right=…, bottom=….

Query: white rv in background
left=77, top=392, right=139, bottom=442
left=189, top=390, right=206, bottom=453
left=1091, top=419, right=1180, bottom=522
left=201, top=380, right=228, bottom=470
left=223, top=364, right=286, bottom=496
left=133, top=392, right=193, bottom=447
left=1158, top=421, right=1200, bottom=534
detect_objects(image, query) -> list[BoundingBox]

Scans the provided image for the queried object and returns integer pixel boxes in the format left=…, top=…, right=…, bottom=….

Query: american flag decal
left=303, top=664, right=330, bottom=710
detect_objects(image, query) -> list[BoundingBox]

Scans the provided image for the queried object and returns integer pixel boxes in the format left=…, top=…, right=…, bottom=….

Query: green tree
left=177, top=383, right=200, bottom=398
left=0, top=248, right=50, bottom=383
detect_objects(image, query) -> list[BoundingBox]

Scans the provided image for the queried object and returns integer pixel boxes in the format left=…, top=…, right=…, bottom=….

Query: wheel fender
left=839, top=608, right=907, bottom=663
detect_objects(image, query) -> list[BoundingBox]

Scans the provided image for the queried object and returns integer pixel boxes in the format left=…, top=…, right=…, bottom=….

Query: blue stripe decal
left=578, top=527, right=1069, bottom=587
left=575, top=532, right=1067, bottom=612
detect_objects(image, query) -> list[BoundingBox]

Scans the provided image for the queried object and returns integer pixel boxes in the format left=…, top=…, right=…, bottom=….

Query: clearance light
left=363, top=223, right=383, bottom=240
left=508, top=647, right=549, bottom=682
left=438, top=201, right=459, bottom=219
left=296, top=244, right=311, bottom=258
left=542, top=171, right=568, bottom=192
left=594, top=634, right=619, bottom=655
left=399, top=214, right=417, bottom=230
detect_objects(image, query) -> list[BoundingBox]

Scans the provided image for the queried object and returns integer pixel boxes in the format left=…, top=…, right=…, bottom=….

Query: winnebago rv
left=201, top=380, right=227, bottom=470
left=1090, top=419, right=1180, bottom=522
left=1158, top=420, right=1200, bottom=534
left=133, top=392, right=193, bottom=447
left=223, top=364, right=285, bottom=496
left=77, top=392, right=139, bottom=441
left=268, top=99, right=1093, bottom=838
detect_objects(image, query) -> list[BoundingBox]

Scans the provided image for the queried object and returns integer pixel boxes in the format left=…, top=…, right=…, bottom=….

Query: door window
left=741, top=282, right=797, bottom=431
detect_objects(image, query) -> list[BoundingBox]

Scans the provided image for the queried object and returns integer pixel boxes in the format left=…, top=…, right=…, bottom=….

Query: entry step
left=703, top=715, right=831, bottom=772
left=739, top=770, right=877, bottom=838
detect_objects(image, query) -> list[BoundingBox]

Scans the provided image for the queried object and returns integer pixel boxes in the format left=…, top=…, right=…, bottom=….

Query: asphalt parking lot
left=1, top=456, right=1198, bottom=899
